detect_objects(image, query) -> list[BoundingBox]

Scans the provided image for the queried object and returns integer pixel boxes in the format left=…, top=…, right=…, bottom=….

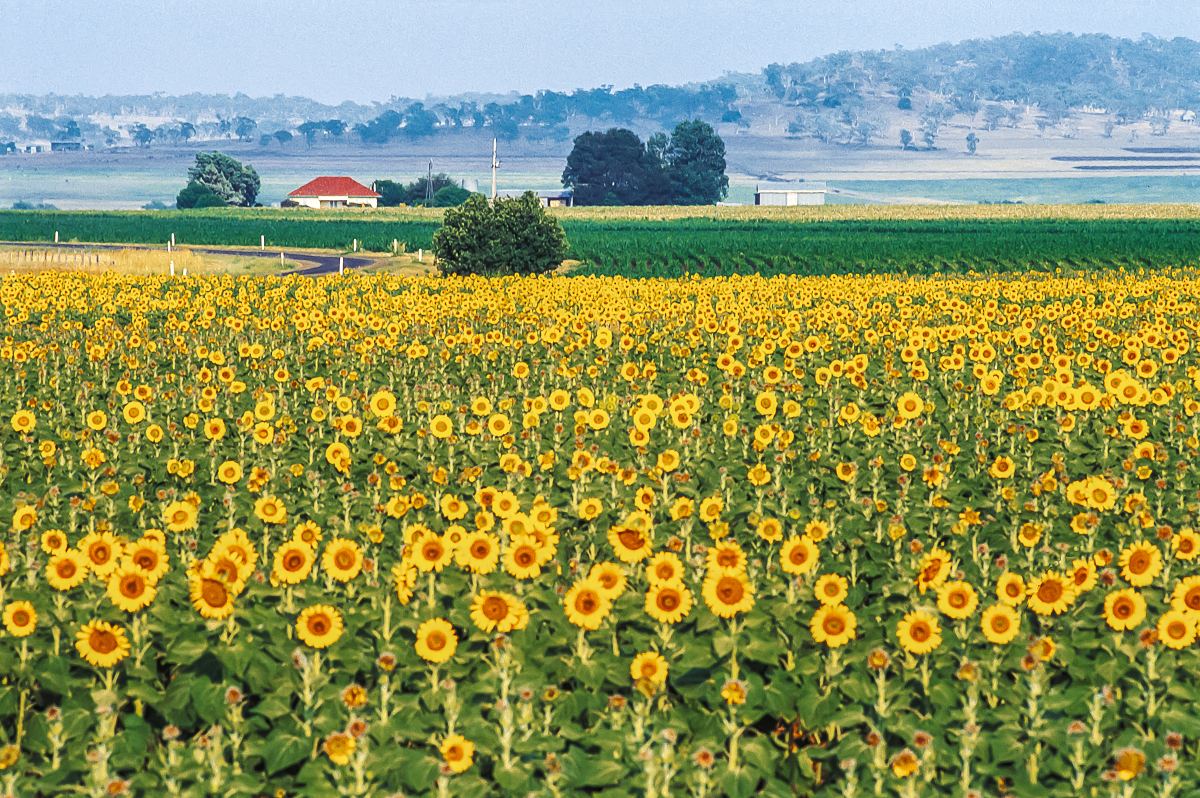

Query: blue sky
left=3, top=0, right=1200, bottom=102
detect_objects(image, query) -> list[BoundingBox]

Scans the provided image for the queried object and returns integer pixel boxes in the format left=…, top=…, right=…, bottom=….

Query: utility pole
left=425, top=160, right=434, bottom=205
left=490, top=138, right=499, bottom=202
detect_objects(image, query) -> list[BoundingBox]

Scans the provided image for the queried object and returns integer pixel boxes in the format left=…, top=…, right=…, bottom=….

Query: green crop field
left=1, top=208, right=1200, bottom=275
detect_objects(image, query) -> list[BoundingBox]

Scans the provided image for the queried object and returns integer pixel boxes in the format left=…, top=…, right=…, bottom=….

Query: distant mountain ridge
left=1, top=32, right=1198, bottom=150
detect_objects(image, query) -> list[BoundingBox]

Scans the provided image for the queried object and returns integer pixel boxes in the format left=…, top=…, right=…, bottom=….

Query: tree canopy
left=185, top=152, right=260, bottom=207
left=432, top=193, right=567, bottom=277
left=175, top=180, right=225, bottom=209
left=562, top=121, right=726, bottom=206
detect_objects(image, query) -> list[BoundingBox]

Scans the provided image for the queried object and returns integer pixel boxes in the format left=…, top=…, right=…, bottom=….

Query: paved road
left=0, top=241, right=375, bottom=276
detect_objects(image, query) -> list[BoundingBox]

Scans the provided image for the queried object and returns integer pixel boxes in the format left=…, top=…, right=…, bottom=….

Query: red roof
left=288, top=176, right=381, bottom=198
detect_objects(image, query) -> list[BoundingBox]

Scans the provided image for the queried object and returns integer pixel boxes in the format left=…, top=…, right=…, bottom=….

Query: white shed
left=754, top=182, right=827, bottom=206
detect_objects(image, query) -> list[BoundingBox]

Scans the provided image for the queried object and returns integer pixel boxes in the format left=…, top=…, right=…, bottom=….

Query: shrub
left=433, top=193, right=567, bottom=276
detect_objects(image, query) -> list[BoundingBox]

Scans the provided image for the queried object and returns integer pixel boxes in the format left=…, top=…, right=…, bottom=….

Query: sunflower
left=272, top=540, right=315, bottom=585
left=1026, top=571, right=1074, bottom=616
left=253, top=495, right=287, bottom=525
left=1157, top=610, right=1197, bottom=650
left=368, top=388, right=397, bottom=418
left=106, top=565, right=157, bottom=613
left=702, top=571, right=755, bottom=619
left=646, top=552, right=685, bottom=585
left=996, top=572, right=1026, bottom=606
left=705, top=540, right=745, bottom=573
left=322, top=538, right=363, bottom=582
left=79, top=531, right=123, bottom=578
left=377, top=557, right=413, bottom=602
left=608, top=525, right=653, bottom=564
left=1173, top=528, right=1200, bottom=561
left=1103, top=588, right=1146, bottom=632
left=915, top=548, right=952, bottom=594
left=645, top=580, right=693, bottom=624
left=1068, top=558, right=1097, bottom=594
left=125, top=539, right=169, bottom=583
left=1171, top=575, right=1200, bottom=616
left=936, top=581, right=978, bottom=620
left=630, top=651, right=669, bottom=694
left=2, top=601, right=37, bottom=638
left=162, top=500, right=198, bottom=533
left=810, top=604, right=857, bottom=648
left=410, top=531, right=452, bottom=573
left=440, top=734, right=475, bottom=774
left=780, top=536, right=819, bottom=576
left=46, top=550, right=89, bottom=591
left=504, top=535, right=543, bottom=580
left=454, top=531, right=500, bottom=574
left=415, top=618, right=458, bottom=663
left=981, top=604, right=1020, bottom=644
left=40, top=529, right=68, bottom=555
left=323, top=731, right=356, bottom=766
left=75, top=620, right=130, bottom=668
left=470, top=591, right=529, bottom=634
left=813, top=573, right=849, bottom=606
left=896, top=610, right=942, bottom=655
left=11, top=504, right=36, bottom=533
left=988, top=456, right=1015, bottom=479
left=296, top=605, right=344, bottom=649
left=216, top=460, right=243, bottom=485
left=563, top=579, right=612, bottom=630
left=189, top=573, right=236, bottom=619
left=1119, top=541, right=1163, bottom=587
left=896, top=391, right=924, bottom=420
left=589, top=562, right=627, bottom=600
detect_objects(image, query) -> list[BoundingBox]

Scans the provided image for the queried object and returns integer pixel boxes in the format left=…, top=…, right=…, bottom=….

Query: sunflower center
left=576, top=591, right=599, bottom=614
left=427, top=631, right=447, bottom=651
left=1129, top=552, right=1149, bottom=574
left=482, top=596, right=508, bottom=620
left=617, top=529, right=645, bottom=550
left=284, top=551, right=305, bottom=571
left=90, top=629, right=118, bottom=654
left=120, top=576, right=144, bottom=597
left=716, top=577, right=744, bottom=604
left=910, top=622, right=930, bottom=642
left=657, top=590, right=680, bottom=611
left=308, top=615, right=330, bottom=635
left=202, top=579, right=228, bottom=607
left=515, top=548, right=535, bottom=567
left=823, top=616, right=844, bottom=635
left=1037, top=581, right=1063, bottom=603
left=991, top=615, right=1010, bottom=632
left=335, top=551, right=355, bottom=569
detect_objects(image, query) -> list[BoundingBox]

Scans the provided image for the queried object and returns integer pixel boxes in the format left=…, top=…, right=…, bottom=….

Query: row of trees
left=374, top=173, right=474, bottom=207
left=562, top=120, right=728, bottom=206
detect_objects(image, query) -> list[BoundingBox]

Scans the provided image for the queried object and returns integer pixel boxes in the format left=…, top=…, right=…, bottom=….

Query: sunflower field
left=1, top=269, right=1199, bottom=796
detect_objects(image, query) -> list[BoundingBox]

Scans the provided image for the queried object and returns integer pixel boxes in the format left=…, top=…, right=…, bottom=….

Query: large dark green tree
left=562, top=129, right=660, bottom=205
left=175, top=181, right=225, bottom=209
left=433, top=193, right=567, bottom=276
left=665, top=120, right=728, bottom=205
left=185, top=152, right=260, bottom=206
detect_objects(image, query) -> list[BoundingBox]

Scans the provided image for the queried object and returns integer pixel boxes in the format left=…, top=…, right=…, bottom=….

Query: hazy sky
left=3, top=0, right=1200, bottom=103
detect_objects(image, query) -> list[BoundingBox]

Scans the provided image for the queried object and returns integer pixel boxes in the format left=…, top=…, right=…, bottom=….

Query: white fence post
left=170, top=260, right=175, bottom=276
left=260, top=234, right=265, bottom=250
left=338, top=256, right=345, bottom=276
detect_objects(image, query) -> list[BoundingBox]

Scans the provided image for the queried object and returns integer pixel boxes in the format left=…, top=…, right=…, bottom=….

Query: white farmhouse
left=283, top=176, right=381, bottom=208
